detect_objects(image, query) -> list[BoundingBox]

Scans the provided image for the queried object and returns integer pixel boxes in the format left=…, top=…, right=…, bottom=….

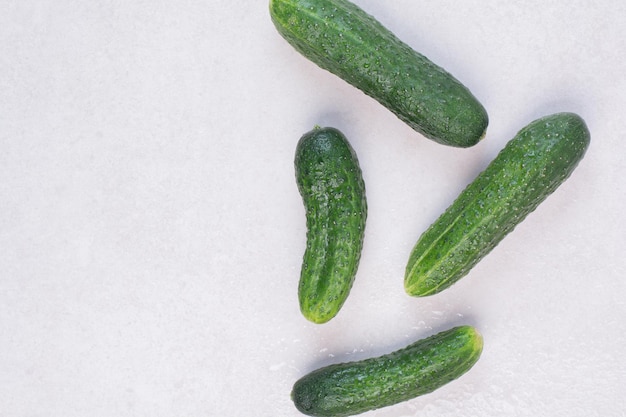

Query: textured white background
left=1, top=1, right=625, bottom=416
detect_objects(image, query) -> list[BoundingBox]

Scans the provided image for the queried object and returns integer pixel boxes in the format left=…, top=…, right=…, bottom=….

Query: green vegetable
left=292, top=325, right=483, bottom=417
left=269, top=0, right=488, bottom=148
left=295, top=126, right=367, bottom=323
left=405, top=112, right=590, bottom=296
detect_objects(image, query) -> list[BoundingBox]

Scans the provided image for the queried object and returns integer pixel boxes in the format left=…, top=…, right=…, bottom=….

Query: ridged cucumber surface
left=405, top=112, right=591, bottom=296
left=269, top=0, right=488, bottom=148
left=295, top=126, right=367, bottom=323
left=291, top=325, right=483, bottom=417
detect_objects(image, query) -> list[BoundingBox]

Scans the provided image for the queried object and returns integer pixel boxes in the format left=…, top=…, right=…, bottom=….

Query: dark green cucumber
left=405, top=112, right=590, bottom=296
left=269, top=0, right=488, bottom=148
left=292, top=325, right=483, bottom=417
left=295, top=126, right=367, bottom=323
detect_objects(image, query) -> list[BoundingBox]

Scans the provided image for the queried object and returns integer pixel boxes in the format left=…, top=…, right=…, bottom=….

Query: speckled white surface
left=1, top=1, right=625, bottom=416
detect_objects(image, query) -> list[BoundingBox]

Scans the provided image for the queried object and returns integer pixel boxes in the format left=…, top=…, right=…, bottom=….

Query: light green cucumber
left=295, top=126, right=366, bottom=323
left=291, top=325, right=483, bottom=417
left=269, top=0, right=488, bottom=148
left=405, top=112, right=590, bottom=296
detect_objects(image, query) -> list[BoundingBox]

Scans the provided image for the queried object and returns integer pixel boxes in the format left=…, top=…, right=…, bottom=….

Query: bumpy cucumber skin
left=269, top=0, right=488, bottom=148
left=291, top=325, right=483, bottom=417
left=295, top=127, right=367, bottom=324
left=405, top=112, right=591, bottom=296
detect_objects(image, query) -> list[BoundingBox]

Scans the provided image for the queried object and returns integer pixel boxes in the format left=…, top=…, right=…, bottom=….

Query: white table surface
left=1, top=1, right=625, bottom=416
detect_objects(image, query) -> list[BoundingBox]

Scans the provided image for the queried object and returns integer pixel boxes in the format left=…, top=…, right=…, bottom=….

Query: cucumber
left=269, top=0, right=488, bottom=148
left=291, top=325, right=483, bottom=417
left=405, top=112, right=590, bottom=296
left=295, top=126, right=367, bottom=323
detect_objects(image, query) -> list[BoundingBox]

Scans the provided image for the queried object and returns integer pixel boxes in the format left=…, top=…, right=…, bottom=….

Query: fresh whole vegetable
left=405, top=112, right=591, bottom=296
left=292, top=325, right=483, bottom=416
left=269, top=0, right=489, bottom=148
left=295, top=126, right=367, bottom=323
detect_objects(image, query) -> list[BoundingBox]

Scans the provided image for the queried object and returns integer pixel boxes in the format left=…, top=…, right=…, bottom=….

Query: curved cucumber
left=269, top=0, right=488, bottom=148
left=405, top=112, right=591, bottom=296
left=291, top=325, right=483, bottom=417
left=295, top=126, right=367, bottom=323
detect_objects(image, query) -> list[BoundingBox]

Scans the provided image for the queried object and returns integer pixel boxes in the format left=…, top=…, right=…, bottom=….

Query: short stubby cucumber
left=269, top=0, right=488, bottom=148
left=291, top=325, right=483, bottom=417
left=405, top=112, right=591, bottom=296
left=295, top=126, right=367, bottom=323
